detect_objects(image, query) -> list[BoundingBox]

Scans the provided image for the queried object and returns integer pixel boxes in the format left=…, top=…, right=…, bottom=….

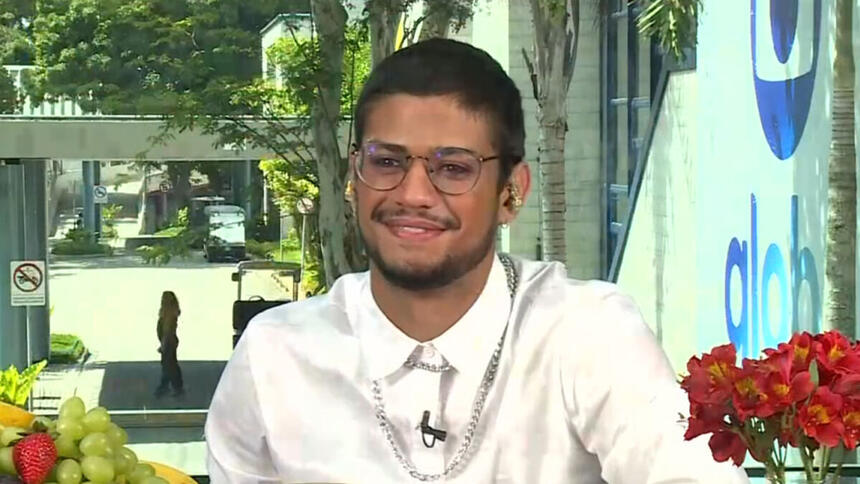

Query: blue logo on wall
left=751, top=0, right=821, bottom=160
left=724, top=194, right=821, bottom=358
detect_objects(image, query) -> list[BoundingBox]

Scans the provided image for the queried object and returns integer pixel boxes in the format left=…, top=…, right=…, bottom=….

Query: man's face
left=353, top=94, right=503, bottom=291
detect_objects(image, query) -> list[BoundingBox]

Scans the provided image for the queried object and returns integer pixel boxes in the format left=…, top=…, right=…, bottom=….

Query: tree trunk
left=825, top=0, right=856, bottom=337
left=418, top=0, right=452, bottom=40
left=526, top=0, right=579, bottom=264
left=368, top=0, right=400, bottom=65
left=538, top=107, right=568, bottom=262
left=168, top=163, right=192, bottom=211
left=311, top=0, right=365, bottom=287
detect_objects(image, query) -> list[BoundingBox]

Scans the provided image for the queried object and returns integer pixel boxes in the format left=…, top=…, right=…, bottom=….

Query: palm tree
left=825, top=0, right=856, bottom=338
left=523, top=0, right=580, bottom=265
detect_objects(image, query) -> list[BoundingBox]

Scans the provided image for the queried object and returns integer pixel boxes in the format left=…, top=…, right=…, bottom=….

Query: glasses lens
left=357, top=145, right=483, bottom=194
left=359, top=145, right=406, bottom=190
left=428, top=149, right=481, bottom=195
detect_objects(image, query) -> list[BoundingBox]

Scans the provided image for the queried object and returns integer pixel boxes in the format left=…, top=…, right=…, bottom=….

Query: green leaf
left=809, top=359, right=820, bottom=388
left=13, top=360, right=46, bottom=406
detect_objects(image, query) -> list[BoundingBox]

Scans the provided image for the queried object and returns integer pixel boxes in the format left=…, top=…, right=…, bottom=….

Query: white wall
left=616, top=71, right=698, bottom=372
left=616, top=0, right=860, bottom=369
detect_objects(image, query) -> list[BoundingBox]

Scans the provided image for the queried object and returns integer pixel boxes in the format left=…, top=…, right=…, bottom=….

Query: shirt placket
left=404, top=344, right=447, bottom=475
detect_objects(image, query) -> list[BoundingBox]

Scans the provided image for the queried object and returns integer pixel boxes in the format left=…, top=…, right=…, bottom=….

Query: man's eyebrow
left=366, top=139, right=477, bottom=154
left=365, top=139, right=407, bottom=152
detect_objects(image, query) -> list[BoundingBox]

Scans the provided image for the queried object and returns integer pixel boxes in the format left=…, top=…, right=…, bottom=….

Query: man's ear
left=498, top=161, right=532, bottom=225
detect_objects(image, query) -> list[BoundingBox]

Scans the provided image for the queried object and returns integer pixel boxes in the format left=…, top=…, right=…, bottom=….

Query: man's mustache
left=370, top=207, right=460, bottom=230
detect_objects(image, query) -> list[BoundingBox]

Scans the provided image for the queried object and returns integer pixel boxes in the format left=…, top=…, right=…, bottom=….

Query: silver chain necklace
left=371, top=253, right=519, bottom=481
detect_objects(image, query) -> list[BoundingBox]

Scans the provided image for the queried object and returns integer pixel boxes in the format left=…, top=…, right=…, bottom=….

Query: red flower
left=708, top=430, right=747, bottom=466
left=813, top=331, right=860, bottom=385
left=759, top=344, right=814, bottom=409
left=682, top=344, right=738, bottom=406
left=782, top=332, right=816, bottom=375
left=685, top=400, right=730, bottom=441
left=732, top=360, right=772, bottom=420
left=798, top=386, right=845, bottom=447
left=833, top=373, right=860, bottom=399
left=842, top=398, right=860, bottom=450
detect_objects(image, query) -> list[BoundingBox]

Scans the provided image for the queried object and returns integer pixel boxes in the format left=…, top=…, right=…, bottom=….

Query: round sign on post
left=10, top=260, right=46, bottom=307
left=296, top=198, right=315, bottom=215
left=93, top=185, right=108, bottom=204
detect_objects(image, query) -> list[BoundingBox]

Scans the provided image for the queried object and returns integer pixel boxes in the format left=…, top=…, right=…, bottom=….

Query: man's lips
left=381, top=217, right=447, bottom=240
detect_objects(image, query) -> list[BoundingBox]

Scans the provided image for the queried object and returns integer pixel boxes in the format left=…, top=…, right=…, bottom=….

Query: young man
left=206, top=39, right=748, bottom=483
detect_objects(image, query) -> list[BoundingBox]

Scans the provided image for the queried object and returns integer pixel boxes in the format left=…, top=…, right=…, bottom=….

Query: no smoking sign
left=10, top=260, right=46, bottom=306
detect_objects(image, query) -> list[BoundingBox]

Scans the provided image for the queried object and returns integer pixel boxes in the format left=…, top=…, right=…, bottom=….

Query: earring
left=345, top=180, right=357, bottom=218
left=507, top=184, right=523, bottom=211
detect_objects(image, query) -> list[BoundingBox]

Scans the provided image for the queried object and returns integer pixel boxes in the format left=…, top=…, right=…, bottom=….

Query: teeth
left=399, top=226, right=429, bottom=233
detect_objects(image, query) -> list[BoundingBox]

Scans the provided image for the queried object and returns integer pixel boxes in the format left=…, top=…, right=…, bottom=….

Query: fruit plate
left=0, top=401, right=198, bottom=484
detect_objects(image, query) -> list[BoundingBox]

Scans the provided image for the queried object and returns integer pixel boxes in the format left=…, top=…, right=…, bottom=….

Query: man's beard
left=360, top=207, right=497, bottom=291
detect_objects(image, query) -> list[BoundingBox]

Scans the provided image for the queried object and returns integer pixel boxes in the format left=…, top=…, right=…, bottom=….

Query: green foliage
left=52, top=228, right=113, bottom=256
left=635, top=0, right=701, bottom=61
left=246, top=239, right=279, bottom=259
left=0, top=360, right=46, bottom=408
left=0, top=0, right=36, bottom=65
left=136, top=244, right=173, bottom=265
left=100, top=203, right=122, bottom=241
left=31, top=0, right=309, bottom=114
left=264, top=21, right=371, bottom=116
left=50, top=333, right=87, bottom=364
left=139, top=207, right=201, bottom=265
left=0, top=67, right=17, bottom=114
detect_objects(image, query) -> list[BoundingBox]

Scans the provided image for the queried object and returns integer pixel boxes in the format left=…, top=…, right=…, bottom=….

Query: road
left=49, top=252, right=288, bottom=362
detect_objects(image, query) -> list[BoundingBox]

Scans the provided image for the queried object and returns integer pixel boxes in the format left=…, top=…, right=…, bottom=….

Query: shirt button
left=425, top=345, right=437, bottom=358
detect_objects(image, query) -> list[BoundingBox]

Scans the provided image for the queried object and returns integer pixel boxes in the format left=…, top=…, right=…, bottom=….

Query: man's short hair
left=354, top=38, right=526, bottom=186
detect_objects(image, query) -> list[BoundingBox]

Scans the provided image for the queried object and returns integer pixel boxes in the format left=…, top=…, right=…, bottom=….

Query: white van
left=203, top=205, right=246, bottom=262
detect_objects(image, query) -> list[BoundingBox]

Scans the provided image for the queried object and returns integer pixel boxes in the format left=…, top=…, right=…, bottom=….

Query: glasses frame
left=352, top=143, right=501, bottom=195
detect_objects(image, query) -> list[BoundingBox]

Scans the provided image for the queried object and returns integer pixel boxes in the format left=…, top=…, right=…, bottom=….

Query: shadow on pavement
left=98, top=361, right=226, bottom=410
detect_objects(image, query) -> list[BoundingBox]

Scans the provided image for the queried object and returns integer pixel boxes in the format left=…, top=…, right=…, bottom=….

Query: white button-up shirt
left=206, top=255, right=749, bottom=483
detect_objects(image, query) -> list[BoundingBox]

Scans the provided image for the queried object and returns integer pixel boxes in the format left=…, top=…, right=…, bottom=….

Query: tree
left=31, top=0, right=308, bottom=227
left=0, top=67, right=17, bottom=113
left=0, top=0, right=34, bottom=112
left=0, top=0, right=35, bottom=65
left=367, top=0, right=479, bottom=61
left=31, top=0, right=308, bottom=114
left=522, top=0, right=579, bottom=264
left=168, top=0, right=477, bottom=288
left=825, top=0, right=856, bottom=338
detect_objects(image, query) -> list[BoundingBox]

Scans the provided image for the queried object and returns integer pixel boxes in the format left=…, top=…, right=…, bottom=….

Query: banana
left=0, top=402, right=35, bottom=429
left=143, top=461, right=198, bottom=484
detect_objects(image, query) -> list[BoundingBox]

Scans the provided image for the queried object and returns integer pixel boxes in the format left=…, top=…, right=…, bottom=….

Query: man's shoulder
left=515, top=256, right=648, bottom=337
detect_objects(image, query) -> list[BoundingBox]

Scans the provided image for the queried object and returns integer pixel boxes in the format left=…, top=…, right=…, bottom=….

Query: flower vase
left=765, top=470, right=827, bottom=484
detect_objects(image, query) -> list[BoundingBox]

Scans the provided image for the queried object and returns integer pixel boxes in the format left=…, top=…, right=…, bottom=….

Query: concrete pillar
left=245, top=160, right=253, bottom=220
left=82, top=161, right=95, bottom=234
left=0, top=162, right=29, bottom=369
left=94, top=162, right=102, bottom=237
left=23, top=162, right=49, bottom=363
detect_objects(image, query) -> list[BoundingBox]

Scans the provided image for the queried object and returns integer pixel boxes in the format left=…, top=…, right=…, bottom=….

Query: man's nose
left=395, top=157, right=439, bottom=207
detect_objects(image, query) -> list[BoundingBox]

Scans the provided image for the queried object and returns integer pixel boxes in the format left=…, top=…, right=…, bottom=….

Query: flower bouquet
left=682, top=331, right=860, bottom=484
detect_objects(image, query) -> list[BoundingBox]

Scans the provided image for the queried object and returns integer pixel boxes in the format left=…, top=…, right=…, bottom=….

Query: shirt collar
left=356, top=254, right=513, bottom=382
left=357, top=276, right=418, bottom=380
left=432, top=254, right=512, bottom=382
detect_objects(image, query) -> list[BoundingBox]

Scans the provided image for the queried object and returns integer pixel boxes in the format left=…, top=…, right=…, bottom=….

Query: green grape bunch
left=0, top=397, right=168, bottom=484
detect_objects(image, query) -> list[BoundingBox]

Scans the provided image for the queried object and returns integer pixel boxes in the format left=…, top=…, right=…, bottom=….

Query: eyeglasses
left=354, top=142, right=500, bottom=195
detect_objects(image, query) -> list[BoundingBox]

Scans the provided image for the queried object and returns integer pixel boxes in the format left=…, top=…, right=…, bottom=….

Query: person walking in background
left=155, top=290, right=184, bottom=398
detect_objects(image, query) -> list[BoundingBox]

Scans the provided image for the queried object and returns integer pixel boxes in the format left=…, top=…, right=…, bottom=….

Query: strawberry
left=12, top=433, right=56, bottom=484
